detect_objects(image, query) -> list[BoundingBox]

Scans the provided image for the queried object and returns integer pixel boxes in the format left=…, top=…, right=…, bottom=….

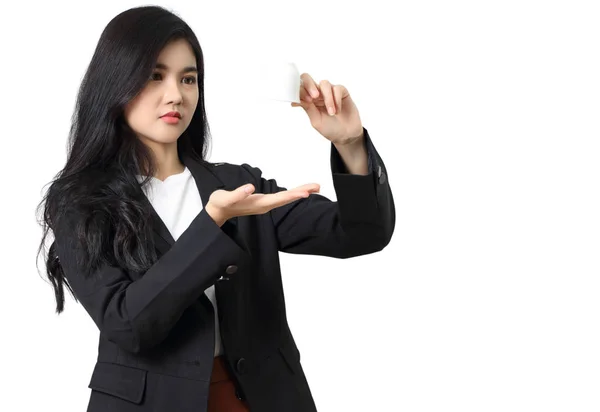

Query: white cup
left=260, top=61, right=301, bottom=103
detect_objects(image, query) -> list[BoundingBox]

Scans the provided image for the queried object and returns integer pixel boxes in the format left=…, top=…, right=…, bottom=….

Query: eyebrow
left=154, top=63, right=198, bottom=74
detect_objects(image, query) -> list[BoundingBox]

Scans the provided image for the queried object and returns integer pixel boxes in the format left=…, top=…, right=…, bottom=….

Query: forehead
left=156, top=38, right=196, bottom=66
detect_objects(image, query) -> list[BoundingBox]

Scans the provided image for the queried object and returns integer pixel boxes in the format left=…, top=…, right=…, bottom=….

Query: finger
left=242, top=184, right=319, bottom=211
left=291, top=95, right=320, bottom=120
left=319, top=80, right=336, bottom=116
left=301, top=73, right=320, bottom=99
left=230, top=183, right=255, bottom=204
left=291, top=99, right=310, bottom=109
left=292, top=183, right=320, bottom=193
left=261, top=190, right=311, bottom=209
left=292, top=88, right=314, bottom=109
left=272, top=185, right=319, bottom=205
left=299, top=87, right=313, bottom=103
left=333, top=85, right=344, bottom=114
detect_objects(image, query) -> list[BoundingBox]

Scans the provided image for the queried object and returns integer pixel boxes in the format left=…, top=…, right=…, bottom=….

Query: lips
left=161, top=111, right=181, bottom=118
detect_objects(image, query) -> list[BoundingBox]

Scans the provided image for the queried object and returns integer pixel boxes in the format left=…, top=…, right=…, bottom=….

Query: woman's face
left=124, top=38, right=199, bottom=147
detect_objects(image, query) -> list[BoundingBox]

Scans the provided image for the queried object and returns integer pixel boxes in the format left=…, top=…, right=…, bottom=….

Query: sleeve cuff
left=329, top=127, right=382, bottom=224
left=330, top=127, right=375, bottom=175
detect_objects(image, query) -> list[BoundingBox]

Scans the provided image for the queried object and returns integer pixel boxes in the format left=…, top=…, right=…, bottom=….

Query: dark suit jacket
left=53, top=127, right=395, bottom=412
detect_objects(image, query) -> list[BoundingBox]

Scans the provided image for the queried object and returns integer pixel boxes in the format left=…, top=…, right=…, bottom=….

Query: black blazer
left=53, top=127, right=395, bottom=412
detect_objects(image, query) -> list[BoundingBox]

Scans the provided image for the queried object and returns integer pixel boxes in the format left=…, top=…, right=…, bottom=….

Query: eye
left=149, top=72, right=196, bottom=85
left=183, top=76, right=197, bottom=85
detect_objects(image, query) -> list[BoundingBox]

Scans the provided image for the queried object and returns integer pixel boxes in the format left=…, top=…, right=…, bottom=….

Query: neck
left=143, top=139, right=185, bottom=181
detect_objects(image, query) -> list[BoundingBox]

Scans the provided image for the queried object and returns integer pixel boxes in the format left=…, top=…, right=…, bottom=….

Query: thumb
left=230, top=183, right=255, bottom=204
left=292, top=100, right=321, bottom=122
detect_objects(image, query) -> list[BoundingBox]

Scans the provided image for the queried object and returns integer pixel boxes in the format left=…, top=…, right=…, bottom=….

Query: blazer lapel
left=182, top=154, right=226, bottom=209
left=146, top=154, right=226, bottom=256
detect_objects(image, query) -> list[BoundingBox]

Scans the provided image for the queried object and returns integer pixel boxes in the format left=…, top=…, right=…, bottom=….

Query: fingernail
left=328, top=106, right=335, bottom=116
left=244, top=185, right=253, bottom=193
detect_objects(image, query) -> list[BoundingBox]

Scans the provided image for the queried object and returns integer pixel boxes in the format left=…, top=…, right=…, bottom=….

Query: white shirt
left=137, top=167, right=223, bottom=357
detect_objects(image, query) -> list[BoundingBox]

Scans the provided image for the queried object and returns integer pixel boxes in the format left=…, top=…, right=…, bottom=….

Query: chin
left=154, top=136, right=181, bottom=144
left=139, top=133, right=180, bottom=146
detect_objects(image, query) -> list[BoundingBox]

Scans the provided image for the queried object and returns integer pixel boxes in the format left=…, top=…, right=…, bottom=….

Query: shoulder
left=203, top=160, right=264, bottom=184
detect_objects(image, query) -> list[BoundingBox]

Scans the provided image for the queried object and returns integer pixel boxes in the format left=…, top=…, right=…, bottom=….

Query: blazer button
left=217, top=275, right=230, bottom=282
left=226, top=265, right=238, bottom=275
left=236, top=358, right=246, bottom=374
left=235, top=389, right=244, bottom=401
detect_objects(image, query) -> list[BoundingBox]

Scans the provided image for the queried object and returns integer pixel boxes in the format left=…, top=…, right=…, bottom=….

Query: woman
left=37, top=5, right=395, bottom=412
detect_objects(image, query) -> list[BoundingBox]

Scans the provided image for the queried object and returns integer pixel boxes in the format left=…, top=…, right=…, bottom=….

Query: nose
left=163, top=76, right=183, bottom=105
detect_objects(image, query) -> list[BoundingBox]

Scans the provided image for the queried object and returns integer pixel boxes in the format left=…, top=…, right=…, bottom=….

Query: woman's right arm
left=54, top=207, right=251, bottom=354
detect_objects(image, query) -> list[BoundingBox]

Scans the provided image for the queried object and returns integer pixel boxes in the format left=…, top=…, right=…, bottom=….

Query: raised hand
left=291, top=73, right=364, bottom=145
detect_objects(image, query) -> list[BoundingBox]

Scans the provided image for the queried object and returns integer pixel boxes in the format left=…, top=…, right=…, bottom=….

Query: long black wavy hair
left=36, top=5, right=211, bottom=313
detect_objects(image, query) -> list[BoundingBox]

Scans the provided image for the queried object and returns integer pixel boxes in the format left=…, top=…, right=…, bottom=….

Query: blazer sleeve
left=53, top=207, right=252, bottom=354
left=242, top=126, right=395, bottom=258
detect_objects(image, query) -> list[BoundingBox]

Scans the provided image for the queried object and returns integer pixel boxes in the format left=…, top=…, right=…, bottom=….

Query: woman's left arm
left=242, top=126, right=395, bottom=258
left=255, top=73, right=395, bottom=257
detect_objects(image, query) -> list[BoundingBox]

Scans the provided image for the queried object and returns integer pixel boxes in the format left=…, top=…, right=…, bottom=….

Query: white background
left=1, top=0, right=599, bottom=411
